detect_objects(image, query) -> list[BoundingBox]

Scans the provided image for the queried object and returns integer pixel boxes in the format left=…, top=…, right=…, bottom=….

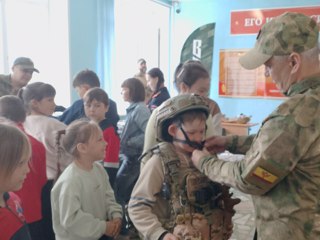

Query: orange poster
left=219, top=50, right=284, bottom=98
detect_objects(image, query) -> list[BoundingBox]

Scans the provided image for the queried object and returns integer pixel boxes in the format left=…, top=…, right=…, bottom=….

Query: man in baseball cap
left=239, top=12, right=319, bottom=94
left=0, top=57, right=39, bottom=97
left=13, top=57, right=39, bottom=73
left=192, top=12, right=320, bottom=239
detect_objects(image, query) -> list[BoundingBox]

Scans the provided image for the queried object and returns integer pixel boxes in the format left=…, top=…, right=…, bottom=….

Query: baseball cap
left=13, top=57, right=39, bottom=73
left=239, top=12, right=319, bottom=70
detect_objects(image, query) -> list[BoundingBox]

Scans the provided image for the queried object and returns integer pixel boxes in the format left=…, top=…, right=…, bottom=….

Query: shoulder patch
left=252, top=166, right=278, bottom=184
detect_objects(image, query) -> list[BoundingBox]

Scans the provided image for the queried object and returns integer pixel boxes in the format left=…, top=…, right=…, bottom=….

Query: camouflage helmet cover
left=239, top=12, right=319, bottom=70
left=155, top=94, right=209, bottom=142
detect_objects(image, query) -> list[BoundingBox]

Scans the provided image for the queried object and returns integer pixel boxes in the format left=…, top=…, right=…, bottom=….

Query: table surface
left=221, top=122, right=259, bottom=127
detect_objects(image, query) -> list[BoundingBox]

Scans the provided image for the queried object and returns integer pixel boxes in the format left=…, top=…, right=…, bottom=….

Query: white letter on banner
left=193, top=40, right=202, bottom=60
left=244, top=18, right=254, bottom=26
left=255, top=18, right=262, bottom=26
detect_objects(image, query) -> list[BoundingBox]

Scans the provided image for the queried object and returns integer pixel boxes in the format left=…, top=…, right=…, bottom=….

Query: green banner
left=180, top=23, right=215, bottom=76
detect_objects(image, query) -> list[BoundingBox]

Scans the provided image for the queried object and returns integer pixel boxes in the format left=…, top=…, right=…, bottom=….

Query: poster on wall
left=220, top=6, right=320, bottom=98
left=180, top=23, right=215, bottom=76
left=231, top=6, right=320, bottom=35
left=219, top=49, right=284, bottom=98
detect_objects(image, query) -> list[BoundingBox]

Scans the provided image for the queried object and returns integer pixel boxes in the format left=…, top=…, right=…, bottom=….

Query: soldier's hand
left=163, top=233, right=179, bottom=240
left=192, top=148, right=211, bottom=168
left=204, top=136, right=228, bottom=153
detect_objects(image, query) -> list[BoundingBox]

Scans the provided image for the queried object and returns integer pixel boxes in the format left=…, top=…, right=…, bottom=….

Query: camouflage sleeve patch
left=241, top=109, right=301, bottom=193
left=241, top=150, right=286, bottom=193
left=252, top=166, right=278, bottom=184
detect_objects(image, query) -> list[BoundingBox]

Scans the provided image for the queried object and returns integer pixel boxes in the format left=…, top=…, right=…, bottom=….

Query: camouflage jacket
left=197, top=75, right=320, bottom=239
left=0, top=74, right=14, bottom=97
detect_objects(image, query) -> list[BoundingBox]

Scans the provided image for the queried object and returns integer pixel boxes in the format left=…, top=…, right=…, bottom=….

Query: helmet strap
left=172, top=123, right=205, bottom=150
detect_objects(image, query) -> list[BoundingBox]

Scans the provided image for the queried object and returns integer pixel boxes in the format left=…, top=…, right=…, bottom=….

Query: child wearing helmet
left=128, top=94, right=239, bottom=240
left=141, top=61, right=223, bottom=169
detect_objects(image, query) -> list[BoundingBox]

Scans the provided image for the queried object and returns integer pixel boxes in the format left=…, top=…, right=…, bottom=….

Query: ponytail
left=58, top=119, right=100, bottom=158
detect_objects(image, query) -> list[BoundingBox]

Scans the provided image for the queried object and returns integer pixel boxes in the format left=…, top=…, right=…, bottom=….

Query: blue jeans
left=104, top=167, right=118, bottom=190
left=115, top=154, right=140, bottom=204
left=114, top=154, right=140, bottom=235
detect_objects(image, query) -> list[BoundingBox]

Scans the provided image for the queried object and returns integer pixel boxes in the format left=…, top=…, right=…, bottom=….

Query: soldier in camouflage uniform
left=0, top=57, right=39, bottom=97
left=128, top=94, right=239, bottom=240
left=192, top=12, right=320, bottom=240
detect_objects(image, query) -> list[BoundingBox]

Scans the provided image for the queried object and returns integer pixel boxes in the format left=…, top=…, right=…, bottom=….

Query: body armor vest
left=144, top=142, right=238, bottom=240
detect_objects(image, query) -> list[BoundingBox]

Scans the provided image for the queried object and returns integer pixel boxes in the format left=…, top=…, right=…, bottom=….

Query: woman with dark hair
left=116, top=78, right=150, bottom=238
left=146, top=68, right=170, bottom=111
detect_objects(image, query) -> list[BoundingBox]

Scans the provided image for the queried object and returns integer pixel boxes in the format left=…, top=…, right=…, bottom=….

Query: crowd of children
left=0, top=60, right=231, bottom=240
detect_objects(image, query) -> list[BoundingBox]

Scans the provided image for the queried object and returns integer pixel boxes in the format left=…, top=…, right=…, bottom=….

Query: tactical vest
left=142, top=142, right=236, bottom=240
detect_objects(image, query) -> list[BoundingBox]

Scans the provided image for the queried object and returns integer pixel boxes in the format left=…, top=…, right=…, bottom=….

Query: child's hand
left=163, top=233, right=179, bottom=240
left=112, top=218, right=122, bottom=238
left=105, top=220, right=119, bottom=237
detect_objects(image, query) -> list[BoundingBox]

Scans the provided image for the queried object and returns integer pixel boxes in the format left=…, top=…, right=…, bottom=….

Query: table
left=221, top=122, right=258, bottom=136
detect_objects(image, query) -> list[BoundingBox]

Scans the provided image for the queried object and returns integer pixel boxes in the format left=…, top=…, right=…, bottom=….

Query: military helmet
left=155, top=94, right=209, bottom=142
